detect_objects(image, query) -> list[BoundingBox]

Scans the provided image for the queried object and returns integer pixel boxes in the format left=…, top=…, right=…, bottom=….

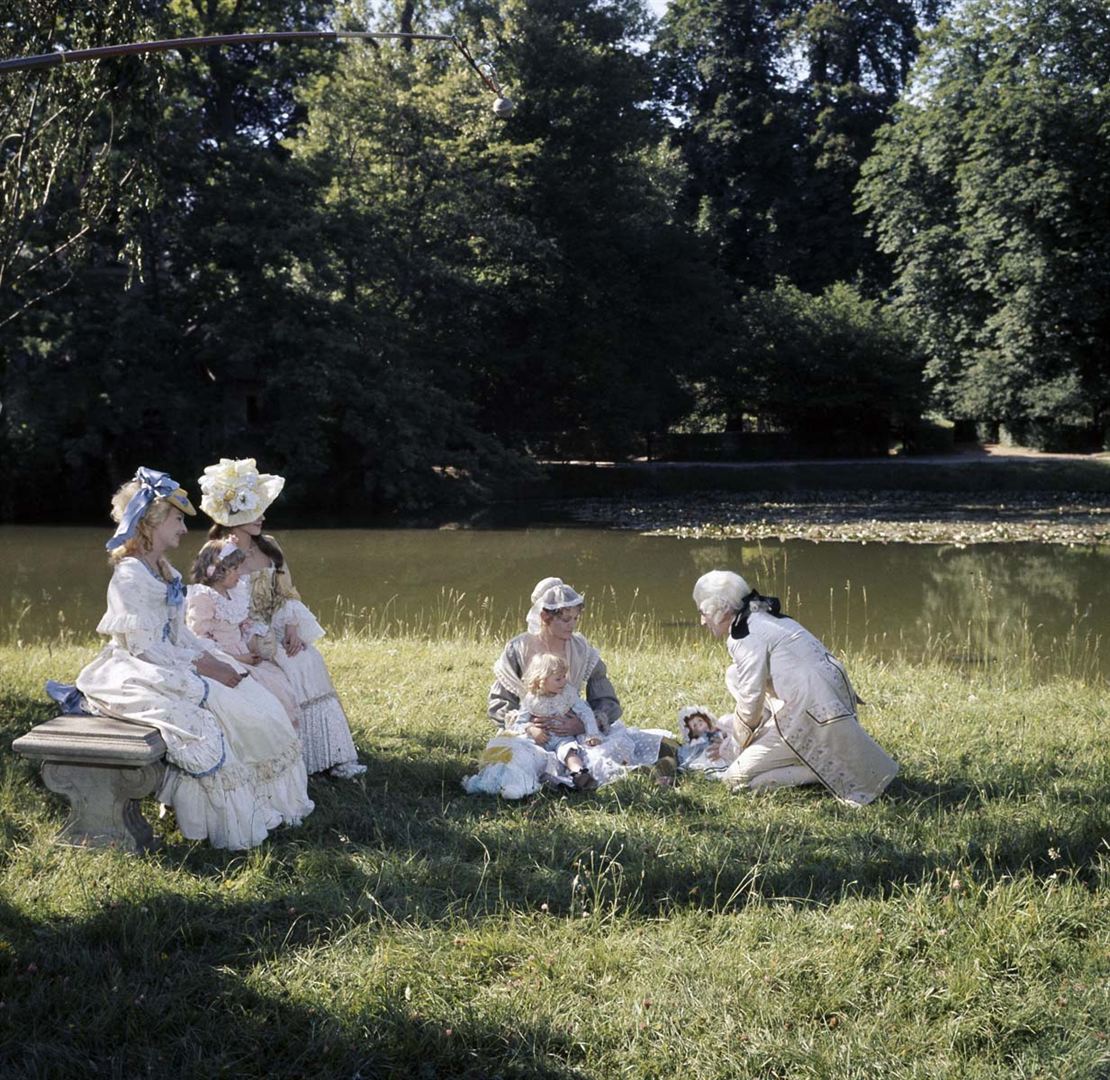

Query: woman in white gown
left=197, top=458, right=365, bottom=779
left=692, top=569, right=899, bottom=806
left=75, top=468, right=313, bottom=850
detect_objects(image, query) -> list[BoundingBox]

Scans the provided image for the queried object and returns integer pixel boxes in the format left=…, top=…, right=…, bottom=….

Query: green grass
left=0, top=627, right=1107, bottom=1079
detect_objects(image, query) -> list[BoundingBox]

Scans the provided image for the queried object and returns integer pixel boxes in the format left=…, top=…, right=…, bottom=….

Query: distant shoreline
left=561, top=490, right=1110, bottom=545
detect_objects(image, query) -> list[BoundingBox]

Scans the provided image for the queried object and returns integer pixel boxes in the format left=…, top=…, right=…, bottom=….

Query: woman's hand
left=194, top=652, right=247, bottom=688
left=234, top=653, right=260, bottom=666
left=283, top=624, right=304, bottom=658
left=541, top=712, right=586, bottom=738
left=525, top=723, right=548, bottom=745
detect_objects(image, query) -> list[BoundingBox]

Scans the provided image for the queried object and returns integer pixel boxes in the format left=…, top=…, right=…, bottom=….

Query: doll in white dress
left=185, top=539, right=301, bottom=731
left=197, top=458, right=365, bottom=779
left=675, top=706, right=735, bottom=775
left=74, top=468, right=313, bottom=850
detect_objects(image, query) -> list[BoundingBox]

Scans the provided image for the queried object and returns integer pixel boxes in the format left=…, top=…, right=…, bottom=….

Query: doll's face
left=541, top=669, right=567, bottom=695
left=686, top=714, right=710, bottom=738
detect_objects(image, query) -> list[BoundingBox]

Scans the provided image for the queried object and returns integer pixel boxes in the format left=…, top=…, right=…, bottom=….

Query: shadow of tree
left=0, top=892, right=583, bottom=1080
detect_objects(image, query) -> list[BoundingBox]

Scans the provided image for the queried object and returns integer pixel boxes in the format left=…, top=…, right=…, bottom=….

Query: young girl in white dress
left=513, top=653, right=603, bottom=789
left=185, top=539, right=301, bottom=732
left=74, top=468, right=313, bottom=850
left=197, top=458, right=365, bottom=779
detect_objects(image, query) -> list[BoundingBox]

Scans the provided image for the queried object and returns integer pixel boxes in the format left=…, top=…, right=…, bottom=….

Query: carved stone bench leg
left=40, top=760, right=166, bottom=853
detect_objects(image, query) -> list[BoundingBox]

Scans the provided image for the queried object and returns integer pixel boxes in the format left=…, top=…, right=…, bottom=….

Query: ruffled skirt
left=272, top=644, right=363, bottom=776
left=79, top=648, right=313, bottom=850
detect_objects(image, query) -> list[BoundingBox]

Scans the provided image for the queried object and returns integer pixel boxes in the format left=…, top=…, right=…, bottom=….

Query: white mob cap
left=692, top=570, right=750, bottom=615
left=527, top=576, right=585, bottom=634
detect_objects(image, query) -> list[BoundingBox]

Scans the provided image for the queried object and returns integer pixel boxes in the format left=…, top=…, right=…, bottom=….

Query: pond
left=1, top=526, right=1107, bottom=677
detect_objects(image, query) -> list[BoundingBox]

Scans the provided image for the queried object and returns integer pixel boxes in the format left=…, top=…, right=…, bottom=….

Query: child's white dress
left=515, top=685, right=599, bottom=764
left=185, top=583, right=301, bottom=731
left=75, top=558, right=313, bottom=850
left=514, top=685, right=640, bottom=788
left=237, top=545, right=364, bottom=778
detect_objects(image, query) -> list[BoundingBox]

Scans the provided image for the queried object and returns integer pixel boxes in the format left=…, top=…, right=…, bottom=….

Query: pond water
left=1, top=526, right=1106, bottom=676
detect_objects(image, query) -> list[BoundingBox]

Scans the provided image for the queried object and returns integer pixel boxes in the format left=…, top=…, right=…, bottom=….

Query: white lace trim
left=190, top=583, right=250, bottom=625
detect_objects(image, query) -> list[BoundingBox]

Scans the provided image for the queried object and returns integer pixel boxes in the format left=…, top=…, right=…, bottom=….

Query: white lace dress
left=237, top=554, right=364, bottom=778
left=76, top=558, right=314, bottom=850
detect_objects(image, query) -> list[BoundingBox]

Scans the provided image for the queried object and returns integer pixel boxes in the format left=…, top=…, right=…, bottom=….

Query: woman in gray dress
left=488, top=577, right=676, bottom=786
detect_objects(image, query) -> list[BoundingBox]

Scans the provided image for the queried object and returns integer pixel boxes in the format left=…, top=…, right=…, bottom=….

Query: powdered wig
left=107, top=480, right=177, bottom=565
left=523, top=652, right=569, bottom=695
left=692, top=570, right=750, bottom=621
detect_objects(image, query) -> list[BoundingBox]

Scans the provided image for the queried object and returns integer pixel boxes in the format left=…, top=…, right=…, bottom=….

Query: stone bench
left=12, top=715, right=167, bottom=853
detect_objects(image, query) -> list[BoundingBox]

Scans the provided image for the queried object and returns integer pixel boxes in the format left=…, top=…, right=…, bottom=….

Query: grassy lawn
left=1, top=628, right=1107, bottom=1078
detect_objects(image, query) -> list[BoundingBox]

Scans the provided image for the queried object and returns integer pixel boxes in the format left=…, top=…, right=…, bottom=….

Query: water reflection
left=1, top=527, right=1105, bottom=676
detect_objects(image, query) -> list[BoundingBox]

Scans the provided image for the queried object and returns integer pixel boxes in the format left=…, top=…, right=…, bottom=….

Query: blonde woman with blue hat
left=73, top=468, right=314, bottom=849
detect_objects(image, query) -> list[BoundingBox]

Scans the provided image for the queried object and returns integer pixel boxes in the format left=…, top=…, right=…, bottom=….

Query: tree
left=471, top=0, right=728, bottom=452
left=858, top=0, right=1110, bottom=447
left=297, top=0, right=728, bottom=466
left=696, top=278, right=926, bottom=452
left=653, top=0, right=946, bottom=292
left=0, top=1, right=153, bottom=329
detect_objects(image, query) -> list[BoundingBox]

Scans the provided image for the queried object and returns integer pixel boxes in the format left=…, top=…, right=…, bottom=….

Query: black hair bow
left=730, top=590, right=784, bottom=639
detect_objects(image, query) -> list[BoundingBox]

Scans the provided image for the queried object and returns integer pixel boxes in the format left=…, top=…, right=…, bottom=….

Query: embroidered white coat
left=722, top=611, right=898, bottom=805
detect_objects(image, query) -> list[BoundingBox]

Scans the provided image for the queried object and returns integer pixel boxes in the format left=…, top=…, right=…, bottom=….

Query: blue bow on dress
left=105, top=467, right=195, bottom=552
left=44, top=680, right=91, bottom=715
left=165, top=574, right=186, bottom=607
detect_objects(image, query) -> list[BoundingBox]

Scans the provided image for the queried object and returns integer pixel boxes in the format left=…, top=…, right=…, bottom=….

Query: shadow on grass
left=0, top=891, right=583, bottom=1080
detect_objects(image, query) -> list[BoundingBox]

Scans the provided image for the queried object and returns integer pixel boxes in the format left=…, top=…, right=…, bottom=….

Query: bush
left=696, top=281, right=927, bottom=456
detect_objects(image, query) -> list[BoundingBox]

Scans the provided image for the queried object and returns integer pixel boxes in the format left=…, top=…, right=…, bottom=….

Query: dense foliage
left=2, top=0, right=1106, bottom=519
left=858, top=0, right=1110, bottom=451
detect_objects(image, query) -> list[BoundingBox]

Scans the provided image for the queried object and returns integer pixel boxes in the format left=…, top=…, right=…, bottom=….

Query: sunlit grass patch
left=1, top=635, right=1107, bottom=1078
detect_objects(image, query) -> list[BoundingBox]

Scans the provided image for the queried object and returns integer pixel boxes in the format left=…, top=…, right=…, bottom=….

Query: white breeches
left=722, top=720, right=820, bottom=792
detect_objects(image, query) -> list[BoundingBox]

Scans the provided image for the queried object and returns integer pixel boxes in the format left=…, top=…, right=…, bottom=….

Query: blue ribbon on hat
left=106, top=468, right=184, bottom=552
